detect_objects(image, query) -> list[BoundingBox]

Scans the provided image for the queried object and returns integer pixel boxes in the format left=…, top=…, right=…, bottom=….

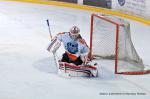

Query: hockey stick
left=46, top=19, right=70, bottom=78
left=46, top=20, right=59, bottom=67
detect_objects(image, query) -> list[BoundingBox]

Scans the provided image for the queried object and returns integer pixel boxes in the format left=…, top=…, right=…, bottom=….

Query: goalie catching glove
left=80, top=54, right=90, bottom=65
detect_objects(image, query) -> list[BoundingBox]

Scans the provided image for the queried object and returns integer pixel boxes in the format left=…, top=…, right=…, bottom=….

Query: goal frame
left=89, top=13, right=150, bottom=75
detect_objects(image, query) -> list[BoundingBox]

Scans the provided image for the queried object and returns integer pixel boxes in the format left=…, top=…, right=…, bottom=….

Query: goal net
left=90, top=14, right=150, bottom=75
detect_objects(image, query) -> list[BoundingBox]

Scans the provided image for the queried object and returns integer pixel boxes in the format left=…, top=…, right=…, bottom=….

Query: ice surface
left=0, top=1, right=150, bottom=99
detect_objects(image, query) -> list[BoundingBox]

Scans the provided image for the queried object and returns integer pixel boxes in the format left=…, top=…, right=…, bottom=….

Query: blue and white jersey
left=56, top=32, right=89, bottom=60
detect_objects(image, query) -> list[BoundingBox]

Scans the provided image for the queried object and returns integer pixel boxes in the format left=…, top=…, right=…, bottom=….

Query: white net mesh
left=91, top=14, right=144, bottom=73
left=92, top=16, right=116, bottom=58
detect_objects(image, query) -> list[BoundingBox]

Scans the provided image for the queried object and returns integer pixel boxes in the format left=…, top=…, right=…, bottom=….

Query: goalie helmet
left=70, top=26, right=80, bottom=40
left=70, top=26, right=80, bottom=35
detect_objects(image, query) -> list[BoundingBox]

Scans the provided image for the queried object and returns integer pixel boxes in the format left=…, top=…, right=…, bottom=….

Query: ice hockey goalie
left=47, top=26, right=98, bottom=77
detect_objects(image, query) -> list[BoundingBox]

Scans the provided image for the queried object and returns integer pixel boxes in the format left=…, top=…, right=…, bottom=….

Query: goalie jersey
left=48, top=32, right=89, bottom=61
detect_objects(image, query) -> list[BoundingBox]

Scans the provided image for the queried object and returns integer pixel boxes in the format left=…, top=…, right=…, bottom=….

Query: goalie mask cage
left=90, top=14, right=150, bottom=75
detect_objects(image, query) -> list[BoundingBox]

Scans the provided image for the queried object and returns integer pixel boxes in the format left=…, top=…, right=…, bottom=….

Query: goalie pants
left=61, top=53, right=83, bottom=66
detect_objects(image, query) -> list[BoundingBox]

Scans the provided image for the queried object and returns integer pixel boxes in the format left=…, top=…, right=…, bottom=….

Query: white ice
left=0, top=1, right=150, bottom=99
